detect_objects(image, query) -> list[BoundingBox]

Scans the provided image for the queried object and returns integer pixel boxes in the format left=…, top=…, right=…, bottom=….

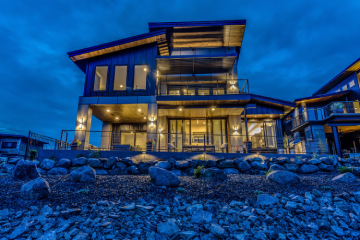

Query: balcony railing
left=156, top=79, right=249, bottom=96
left=291, top=101, right=360, bottom=129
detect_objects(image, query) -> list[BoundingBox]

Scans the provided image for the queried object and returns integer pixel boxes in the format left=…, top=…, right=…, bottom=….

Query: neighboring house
left=67, top=20, right=303, bottom=154
left=283, top=58, right=360, bottom=156
left=0, top=134, right=46, bottom=158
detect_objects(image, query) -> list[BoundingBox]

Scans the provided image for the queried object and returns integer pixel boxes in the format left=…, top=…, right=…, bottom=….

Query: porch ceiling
left=91, top=104, right=148, bottom=123
left=158, top=107, right=244, bottom=118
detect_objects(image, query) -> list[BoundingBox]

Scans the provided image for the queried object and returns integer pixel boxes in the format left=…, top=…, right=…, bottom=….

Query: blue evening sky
left=0, top=0, right=359, bottom=139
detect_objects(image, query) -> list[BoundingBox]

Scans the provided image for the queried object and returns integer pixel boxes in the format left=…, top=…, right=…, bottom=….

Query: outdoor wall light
left=150, top=117, right=154, bottom=121
left=107, top=110, right=110, bottom=112
left=138, top=109, right=141, bottom=112
left=230, top=81, right=235, bottom=84
left=144, top=68, right=147, bottom=71
left=179, top=108, right=183, bottom=111
left=231, top=85, right=235, bottom=89
left=78, top=118, right=84, bottom=130
left=120, top=85, right=123, bottom=88
left=80, top=118, right=83, bottom=123
left=234, top=126, right=238, bottom=131
left=144, top=117, right=147, bottom=119
left=212, top=108, right=215, bottom=111
left=150, top=122, right=154, bottom=128
left=157, top=70, right=159, bottom=76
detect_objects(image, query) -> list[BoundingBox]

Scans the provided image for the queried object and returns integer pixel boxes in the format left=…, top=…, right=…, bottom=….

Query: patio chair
left=221, top=143, right=228, bottom=153
left=168, top=143, right=176, bottom=152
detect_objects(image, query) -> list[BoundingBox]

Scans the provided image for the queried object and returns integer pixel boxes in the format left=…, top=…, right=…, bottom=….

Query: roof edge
left=149, top=19, right=246, bottom=31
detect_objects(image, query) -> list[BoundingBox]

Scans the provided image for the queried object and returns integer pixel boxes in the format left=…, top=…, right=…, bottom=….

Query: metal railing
left=156, top=79, right=249, bottom=96
left=291, top=101, right=360, bottom=129
left=59, top=130, right=328, bottom=154
left=24, top=131, right=64, bottom=159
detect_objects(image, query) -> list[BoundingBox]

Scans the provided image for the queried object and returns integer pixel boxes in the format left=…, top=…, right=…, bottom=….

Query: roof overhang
left=156, top=53, right=237, bottom=75
left=313, top=58, right=360, bottom=96
left=67, top=30, right=169, bottom=73
left=148, top=20, right=246, bottom=49
left=294, top=90, right=351, bottom=105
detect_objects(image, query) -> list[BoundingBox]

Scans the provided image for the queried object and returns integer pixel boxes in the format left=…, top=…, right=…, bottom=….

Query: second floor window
left=94, top=66, right=108, bottom=91
left=114, top=66, right=127, bottom=90
left=134, top=65, right=147, bottom=90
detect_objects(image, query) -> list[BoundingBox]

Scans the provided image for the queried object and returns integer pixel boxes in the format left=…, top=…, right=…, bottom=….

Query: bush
left=48, top=155, right=55, bottom=160
left=338, top=166, right=353, bottom=174
left=77, top=189, right=90, bottom=195
left=312, top=152, right=319, bottom=159
left=29, top=150, right=37, bottom=160
left=75, top=153, right=85, bottom=158
left=266, top=170, right=274, bottom=176
left=197, top=156, right=204, bottom=160
left=194, top=166, right=204, bottom=178
left=322, top=186, right=332, bottom=190
left=254, top=190, right=264, bottom=195
left=88, top=151, right=100, bottom=159
left=176, top=187, right=186, bottom=193
left=295, top=156, right=302, bottom=160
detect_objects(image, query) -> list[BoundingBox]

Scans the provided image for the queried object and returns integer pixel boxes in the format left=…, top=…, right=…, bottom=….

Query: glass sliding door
left=120, top=132, right=147, bottom=151
left=263, top=121, right=276, bottom=148
left=212, top=119, right=227, bottom=152
left=169, top=120, right=183, bottom=151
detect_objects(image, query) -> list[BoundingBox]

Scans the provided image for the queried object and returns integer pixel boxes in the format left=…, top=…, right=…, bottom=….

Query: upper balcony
left=156, top=79, right=249, bottom=96
left=291, top=101, right=360, bottom=130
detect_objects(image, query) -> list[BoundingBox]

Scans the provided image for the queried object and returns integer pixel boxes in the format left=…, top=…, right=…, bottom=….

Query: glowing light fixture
left=231, top=85, right=235, bottom=89
left=116, top=117, right=119, bottom=120
left=150, top=117, right=154, bottom=121
left=107, top=110, right=110, bottom=112
left=156, top=70, right=159, bottom=76
left=212, top=108, right=215, bottom=111
left=144, top=117, right=147, bottom=119
left=234, top=126, right=238, bottom=131
left=203, top=122, right=205, bottom=124
left=138, top=109, right=141, bottom=112
left=179, top=108, right=182, bottom=111
left=120, top=85, right=123, bottom=88
left=79, top=118, right=83, bottom=129
left=144, top=68, right=147, bottom=71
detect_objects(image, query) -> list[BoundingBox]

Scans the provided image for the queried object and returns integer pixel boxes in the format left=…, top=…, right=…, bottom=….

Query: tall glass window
left=94, top=66, right=108, bottom=91
left=134, top=65, right=147, bottom=90
left=114, top=66, right=127, bottom=90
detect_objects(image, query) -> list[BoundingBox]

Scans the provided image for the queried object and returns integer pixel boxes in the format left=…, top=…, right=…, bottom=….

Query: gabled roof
left=68, top=20, right=247, bottom=72
left=313, top=57, right=360, bottom=96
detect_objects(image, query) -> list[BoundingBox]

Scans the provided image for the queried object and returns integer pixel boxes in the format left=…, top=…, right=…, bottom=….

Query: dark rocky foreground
left=1, top=172, right=360, bottom=210
left=1, top=174, right=360, bottom=239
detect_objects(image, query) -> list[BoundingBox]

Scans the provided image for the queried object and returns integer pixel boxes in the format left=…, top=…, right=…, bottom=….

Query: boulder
left=191, top=210, right=213, bottom=224
left=72, top=157, right=87, bottom=167
left=8, top=158, right=22, bottom=164
left=55, top=158, right=71, bottom=168
left=148, top=167, right=180, bottom=187
left=20, top=178, right=51, bottom=200
left=298, top=164, right=319, bottom=173
left=69, top=166, right=96, bottom=183
left=95, top=169, right=108, bottom=175
left=251, top=161, right=268, bottom=171
left=205, top=160, right=217, bottom=168
left=353, top=167, right=360, bottom=176
left=39, top=159, right=55, bottom=170
left=223, top=168, right=239, bottom=174
left=308, top=159, right=321, bottom=165
left=290, top=158, right=303, bottom=165
left=138, top=162, right=154, bottom=174
left=154, top=161, right=171, bottom=170
left=109, top=169, right=128, bottom=175
left=256, top=194, right=279, bottom=206
left=121, top=157, right=135, bottom=166
left=127, top=165, right=139, bottom=175
left=38, top=168, right=48, bottom=175
left=12, top=160, right=40, bottom=180
left=284, top=164, right=299, bottom=172
left=189, top=160, right=207, bottom=168
left=48, top=167, right=68, bottom=175
left=171, top=170, right=183, bottom=176
left=115, top=161, right=127, bottom=170
left=104, top=157, right=118, bottom=169
left=320, top=157, right=335, bottom=165
left=269, top=164, right=285, bottom=171
left=88, top=158, right=103, bottom=168
left=1, top=163, right=15, bottom=173
left=218, top=160, right=234, bottom=169
left=237, top=161, right=251, bottom=172
left=175, top=160, right=190, bottom=169
left=277, top=157, right=290, bottom=164
left=157, top=221, right=179, bottom=237
left=266, top=170, right=300, bottom=185
left=332, top=173, right=356, bottom=183
left=318, top=163, right=335, bottom=172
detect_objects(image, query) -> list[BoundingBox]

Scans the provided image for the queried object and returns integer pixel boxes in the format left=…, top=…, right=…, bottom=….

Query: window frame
left=92, top=65, right=109, bottom=92
left=112, top=64, right=129, bottom=92
left=1, top=142, right=17, bottom=148
left=133, top=64, right=149, bottom=91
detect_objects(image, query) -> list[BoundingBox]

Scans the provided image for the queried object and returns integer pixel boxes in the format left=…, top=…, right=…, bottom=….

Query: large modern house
left=284, top=58, right=360, bottom=156
left=67, top=20, right=301, bottom=154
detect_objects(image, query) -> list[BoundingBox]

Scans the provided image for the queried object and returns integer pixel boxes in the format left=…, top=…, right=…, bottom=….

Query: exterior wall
left=0, top=137, right=26, bottom=157
left=170, top=47, right=237, bottom=56
left=320, top=72, right=360, bottom=100
left=84, top=43, right=157, bottom=97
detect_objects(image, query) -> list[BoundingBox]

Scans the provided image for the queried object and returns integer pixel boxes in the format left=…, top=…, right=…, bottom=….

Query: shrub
left=295, top=156, right=302, bottom=160
left=29, top=150, right=37, bottom=160
left=254, top=190, right=264, bottom=195
left=328, top=155, right=337, bottom=160
left=338, top=166, right=353, bottom=174
left=266, top=170, right=274, bottom=176
left=322, top=186, right=332, bottom=190
left=77, top=189, right=90, bottom=195
left=194, top=166, right=204, bottom=178
left=197, top=156, right=204, bottom=160
left=75, top=153, right=85, bottom=158
left=176, top=187, right=186, bottom=193
left=312, top=152, right=319, bottom=159
left=88, top=151, right=100, bottom=159
left=48, top=155, right=55, bottom=160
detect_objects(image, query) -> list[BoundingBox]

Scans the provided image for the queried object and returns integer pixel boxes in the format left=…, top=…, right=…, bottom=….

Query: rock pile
left=2, top=189, right=360, bottom=239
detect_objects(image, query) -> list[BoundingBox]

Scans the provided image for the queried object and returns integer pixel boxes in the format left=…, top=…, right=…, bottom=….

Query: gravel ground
left=1, top=173, right=360, bottom=210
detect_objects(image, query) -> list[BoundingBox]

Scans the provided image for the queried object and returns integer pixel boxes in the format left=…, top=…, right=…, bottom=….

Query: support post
left=101, top=122, right=112, bottom=150
left=147, top=103, right=158, bottom=151
left=244, top=108, right=249, bottom=153
left=332, top=126, right=342, bottom=157
left=74, top=104, right=92, bottom=150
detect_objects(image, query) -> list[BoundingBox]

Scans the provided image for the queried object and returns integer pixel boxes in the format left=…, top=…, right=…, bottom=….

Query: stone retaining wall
left=2, top=155, right=360, bottom=177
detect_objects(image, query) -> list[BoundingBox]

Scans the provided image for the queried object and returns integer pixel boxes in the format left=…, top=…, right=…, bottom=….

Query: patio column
left=100, top=122, right=112, bottom=150
left=332, top=126, right=342, bottom=157
left=74, top=104, right=92, bottom=150
left=229, top=115, right=244, bottom=153
left=147, top=103, right=158, bottom=151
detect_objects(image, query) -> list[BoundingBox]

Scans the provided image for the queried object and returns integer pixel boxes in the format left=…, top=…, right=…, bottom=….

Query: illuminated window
left=94, top=66, right=108, bottom=91
left=350, top=80, right=355, bottom=88
left=342, top=85, right=348, bottom=91
left=134, top=65, right=147, bottom=90
left=113, top=66, right=127, bottom=90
